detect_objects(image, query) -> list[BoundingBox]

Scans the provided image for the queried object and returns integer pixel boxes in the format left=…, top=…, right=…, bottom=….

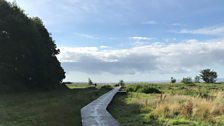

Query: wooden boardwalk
left=81, top=87, right=121, bottom=126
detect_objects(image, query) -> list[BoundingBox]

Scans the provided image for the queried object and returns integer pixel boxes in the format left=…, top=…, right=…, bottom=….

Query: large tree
left=200, top=69, right=217, bottom=83
left=0, top=0, right=65, bottom=90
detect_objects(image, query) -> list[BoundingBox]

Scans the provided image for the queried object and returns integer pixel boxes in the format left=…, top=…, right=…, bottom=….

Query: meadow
left=109, top=83, right=224, bottom=126
left=2, top=82, right=224, bottom=126
left=0, top=84, right=109, bottom=126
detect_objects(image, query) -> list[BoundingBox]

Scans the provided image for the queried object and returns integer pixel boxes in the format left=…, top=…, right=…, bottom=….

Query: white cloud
left=129, top=36, right=152, bottom=41
left=99, top=45, right=110, bottom=49
left=142, top=20, right=158, bottom=25
left=178, top=26, right=224, bottom=36
left=171, top=23, right=185, bottom=26
left=74, top=33, right=99, bottom=39
left=129, top=36, right=154, bottom=46
left=58, top=40, right=224, bottom=75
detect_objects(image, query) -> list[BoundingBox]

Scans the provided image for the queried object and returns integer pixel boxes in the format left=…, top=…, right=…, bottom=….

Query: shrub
left=194, top=75, right=200, bottom=83
left=100, top=85, right=113, bottom=90
left=138, top=86, right=161, bottom=94
left=126, top=85, right=142, bottom=92
left=171, top=77, right=176, bottom=83
left=198, top=92, right=209, bottom=99
left=113, top=84, right=120, bottom=87
left=182, top=77, right=193, bottom=84
left=126, top=85, right=161, bottom=94
left=126, top=86, right=134, bottom=92
left=118, top=80, right=125, bottom=87
left=88, top=78, right=93, bottom=85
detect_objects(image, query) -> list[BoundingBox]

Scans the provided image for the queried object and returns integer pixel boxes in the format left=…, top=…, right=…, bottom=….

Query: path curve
left=81, top=87, right=121, bottom=126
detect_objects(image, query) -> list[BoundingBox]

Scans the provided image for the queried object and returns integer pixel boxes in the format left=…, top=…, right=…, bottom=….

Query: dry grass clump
left=151, top=92, right=224, bottom=121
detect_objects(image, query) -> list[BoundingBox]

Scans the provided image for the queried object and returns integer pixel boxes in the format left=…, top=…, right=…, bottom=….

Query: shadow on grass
left=108, top=94, right=164, bottom=126
left=0, top=86, right=109, bottom=126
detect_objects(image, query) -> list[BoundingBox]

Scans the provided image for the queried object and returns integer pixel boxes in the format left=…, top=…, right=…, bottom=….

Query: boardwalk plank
left=81, top=87, right=121, bottom=126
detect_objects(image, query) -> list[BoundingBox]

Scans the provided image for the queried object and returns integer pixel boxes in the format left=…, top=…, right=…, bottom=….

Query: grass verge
left=0, top=86, right=108, bottom=126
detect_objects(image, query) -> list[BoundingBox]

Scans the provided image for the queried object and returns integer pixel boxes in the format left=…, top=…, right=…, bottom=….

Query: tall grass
left=110, top=83, right=224, bottom=126
left=156, top=95, right=214, bottom=116
left=130, top=92, right=224, bottom=125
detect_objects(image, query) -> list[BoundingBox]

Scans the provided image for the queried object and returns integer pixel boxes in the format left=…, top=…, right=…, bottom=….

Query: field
left=2, top=83, right=224, bottom=126
left=109, top=83, right=224, bottom=126
left=0, top=84, right=108, bottom=126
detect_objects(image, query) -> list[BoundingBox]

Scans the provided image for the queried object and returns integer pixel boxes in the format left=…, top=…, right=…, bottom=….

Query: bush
left=138, top=86, right=161, bottom=94
left=127, top=85, right=161, bottom=94
left=118, top=80, right=125, bottom=87
left=113, top=84, right=120, bottom=87
left=126, top=85, right=142, bottom=92
left=182, top=77, right=193, bottom=84
left=100, top=85, right=113, bottom=90
left=194, top=76, right=200, bottom=83
left=88, top=78, right=93, bottom=85
left=171, top=77, right=176, bottom=83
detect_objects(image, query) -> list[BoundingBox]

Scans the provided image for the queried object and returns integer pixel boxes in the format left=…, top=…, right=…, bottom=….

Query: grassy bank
left=109, top=83, right=224, bottom=126
left=0, top=85, right=108, bottom=126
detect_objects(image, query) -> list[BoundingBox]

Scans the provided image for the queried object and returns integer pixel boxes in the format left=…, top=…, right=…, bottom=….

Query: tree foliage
left=194, top=75, right=200, bottom=83
left=200, top=69, right=217, bottom=83
left=88, top=78, right=93, bottom=85
left=0, top=0, right=65, bottom=90
left=118, top=80, right=125, bottom=87
left=182, top=77, right=193, bottom=84
left=170, top=77, right=176, bottom=83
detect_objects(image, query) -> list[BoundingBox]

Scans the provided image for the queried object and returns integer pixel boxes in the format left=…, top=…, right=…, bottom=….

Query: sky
left=6, top=0, right=224, bottom=82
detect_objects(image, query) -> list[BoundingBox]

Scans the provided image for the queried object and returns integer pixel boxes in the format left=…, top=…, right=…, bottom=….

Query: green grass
left=0, top=86, right=108, bottom=126
left=109, top=83, right=224, bottom=126
left=125, top=83, right=224, bottom=96
left=66, top=83, right=113, bottom=90
left=66, top=83, right=91, bottom=89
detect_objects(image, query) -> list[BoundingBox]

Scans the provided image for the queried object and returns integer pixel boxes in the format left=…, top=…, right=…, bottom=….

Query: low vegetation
left=1, top=0, right=223, bottom=126
left=100, top=85, right=113, bottom=90
left=0, top=85, right=108, bottom=126
left=126, top=85, right=161, bottom=94
left=182, top=77, right=193, bottom=84
left=109, top=83, right=224, bottom=126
